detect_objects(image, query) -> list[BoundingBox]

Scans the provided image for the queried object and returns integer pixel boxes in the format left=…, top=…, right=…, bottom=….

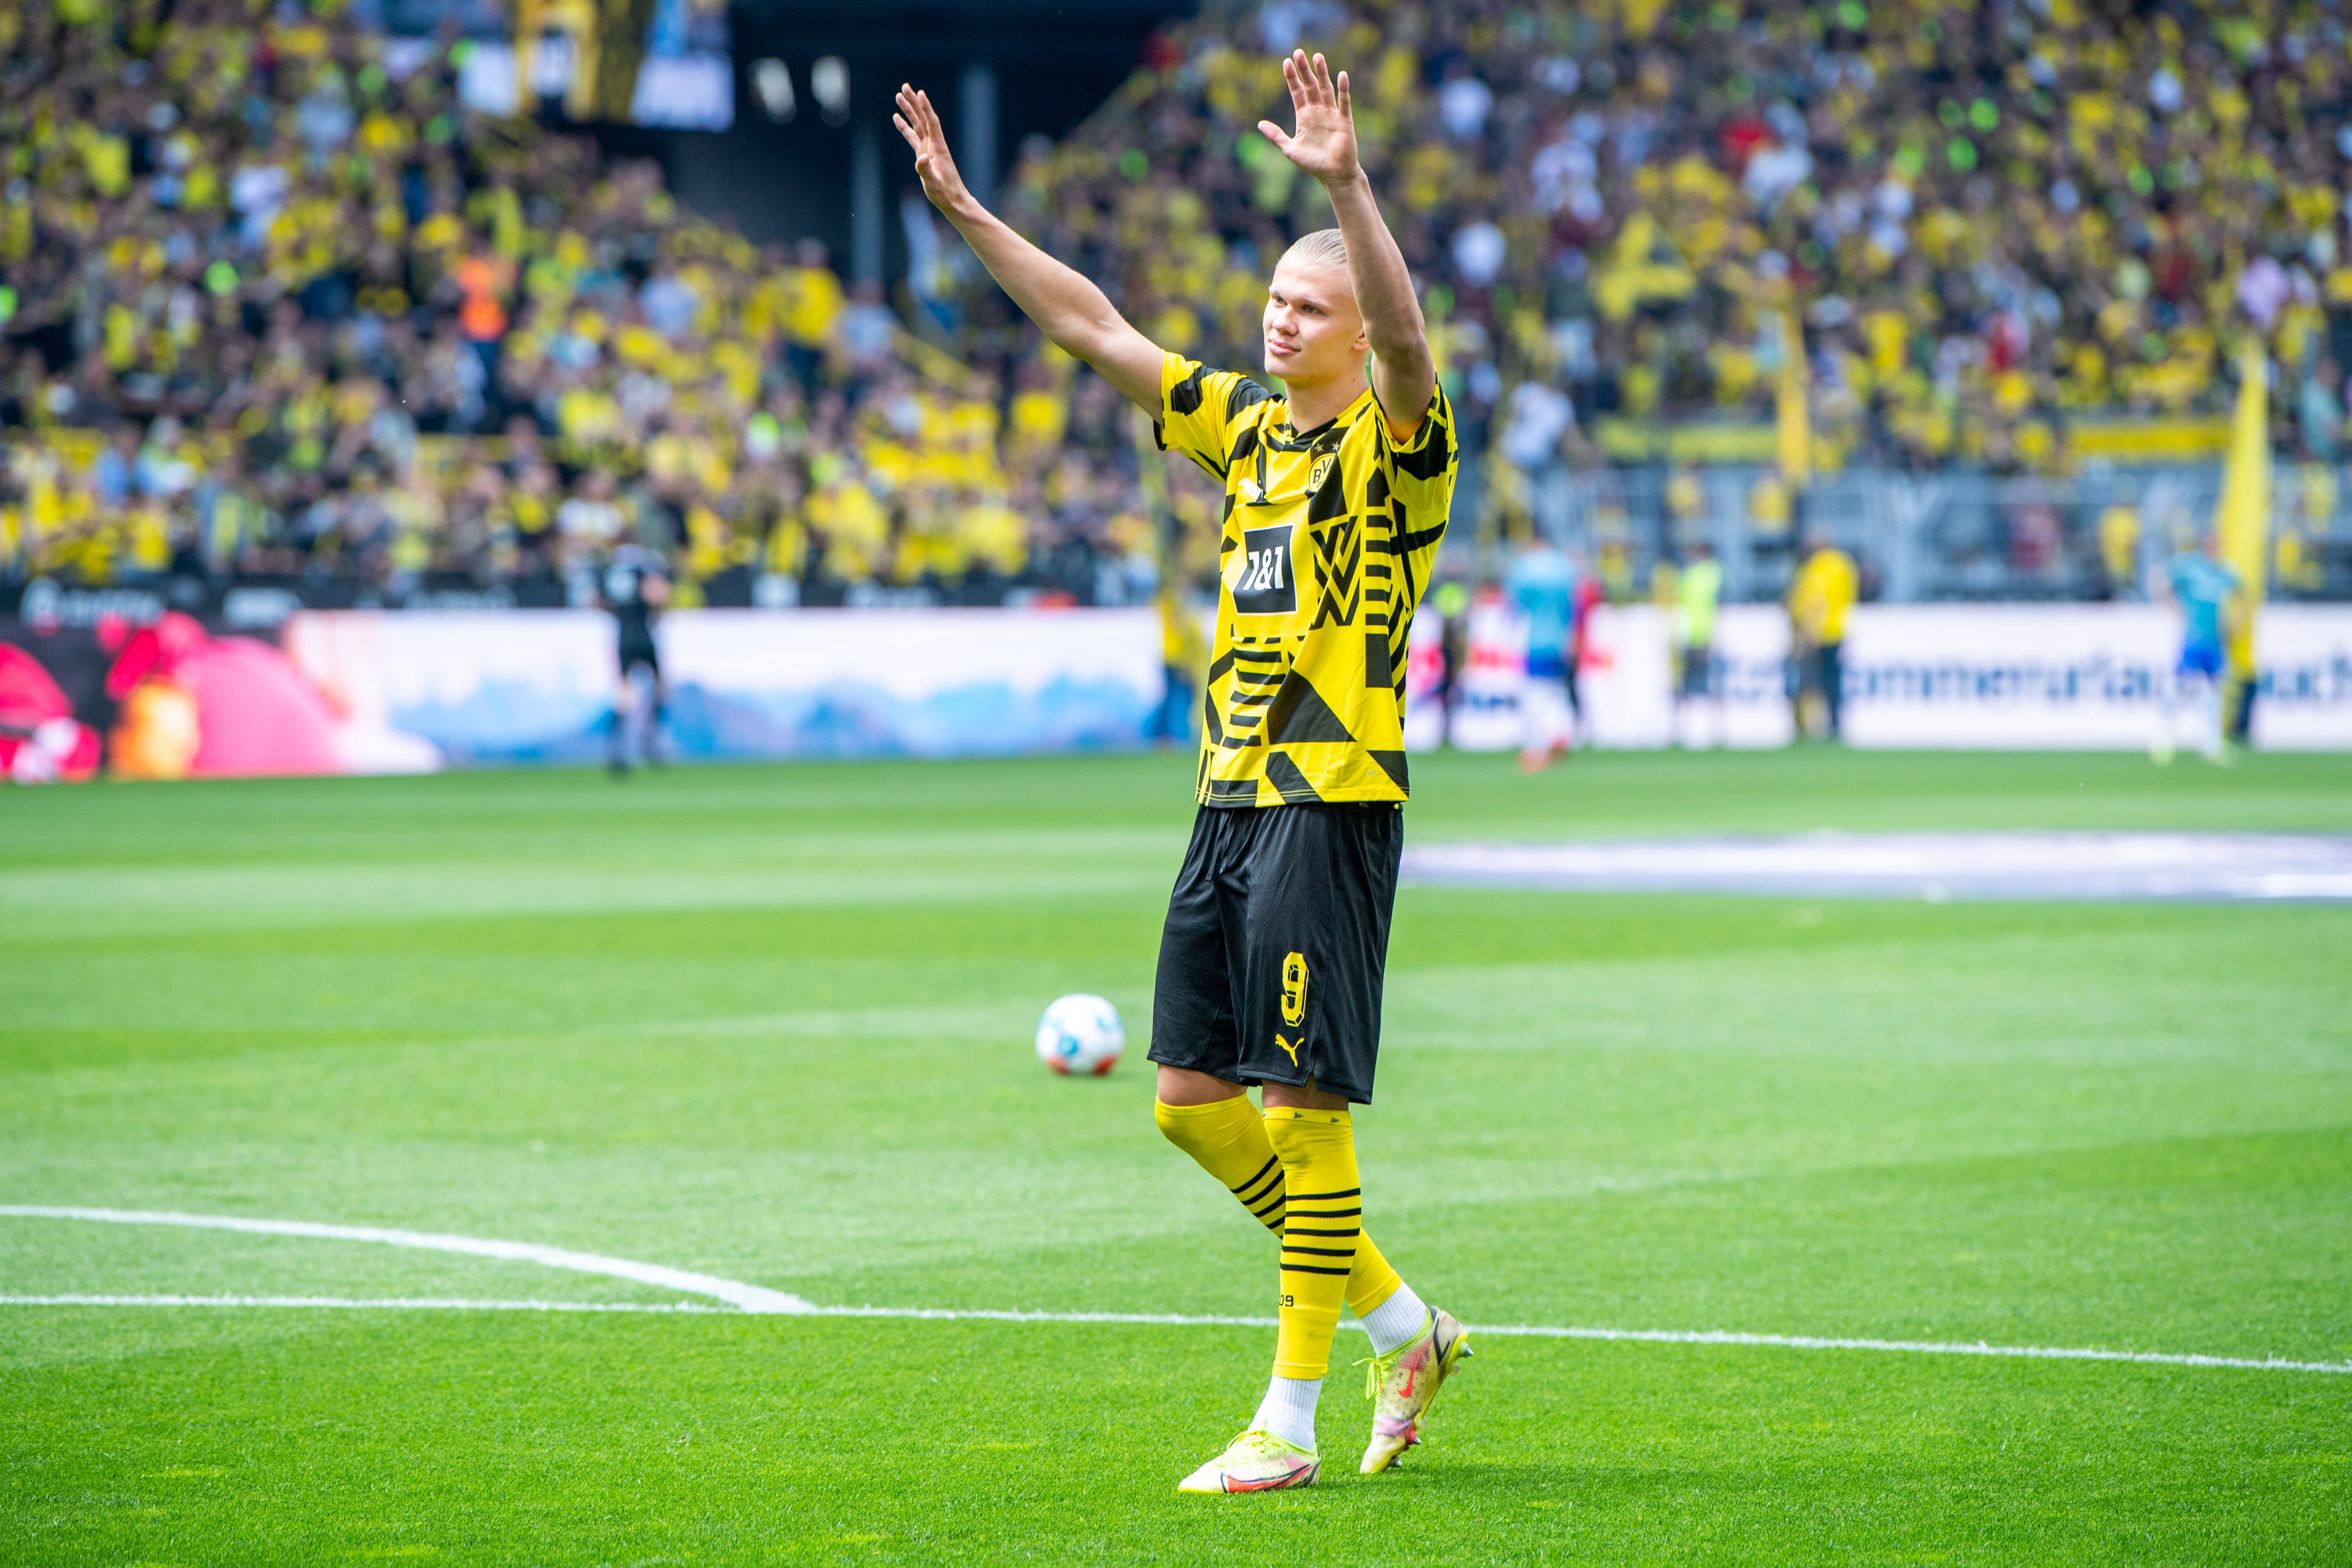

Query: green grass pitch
left=3, top=750, right=2348, bottom=1564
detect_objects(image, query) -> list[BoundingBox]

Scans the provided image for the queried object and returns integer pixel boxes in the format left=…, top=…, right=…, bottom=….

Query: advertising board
left=1837, top=605, right=2179, bottom=749
left=2251, top=605, right=2352, bottom=751
left=1401, top=602, right=2352, bottom=752
left=1424, top=601, right=1787, bottom=751
left=6, top=601, right=2349, bottom=782
left=284, top=608, right=1164, bottom=767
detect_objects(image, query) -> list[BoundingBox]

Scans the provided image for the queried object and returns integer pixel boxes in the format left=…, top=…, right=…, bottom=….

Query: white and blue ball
left=1036, top=993, right=1125, bottom=1077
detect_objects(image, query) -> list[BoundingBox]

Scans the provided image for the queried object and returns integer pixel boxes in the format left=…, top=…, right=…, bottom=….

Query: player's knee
left=1262, top=1105, right=1348, bottom=1168
left=1152, top=1086, right=1240, bottom=1151
left=1151, top=1096, right=1191, bottom=1148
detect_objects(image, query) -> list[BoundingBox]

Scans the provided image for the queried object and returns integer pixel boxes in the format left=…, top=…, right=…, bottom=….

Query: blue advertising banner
left=282, top=608, right=1165, bottom=770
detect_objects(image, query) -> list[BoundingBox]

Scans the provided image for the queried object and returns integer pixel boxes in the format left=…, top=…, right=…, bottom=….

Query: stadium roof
left=732, top=0, right=1196, bottom=68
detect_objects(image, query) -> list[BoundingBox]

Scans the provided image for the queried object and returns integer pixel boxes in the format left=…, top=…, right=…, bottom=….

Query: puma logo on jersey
left=1275, top=1032, right=1300, bottom=1067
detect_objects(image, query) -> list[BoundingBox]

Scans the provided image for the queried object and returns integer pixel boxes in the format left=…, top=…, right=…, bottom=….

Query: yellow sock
left=1154, top=1096, right=1402, bottom=1314
left=1154, top=1096, right=1286, bottom=1233
left=1264, top=1105, right=1362, bottom=1379
left=1346, top=1231, right=1402, bottom=1319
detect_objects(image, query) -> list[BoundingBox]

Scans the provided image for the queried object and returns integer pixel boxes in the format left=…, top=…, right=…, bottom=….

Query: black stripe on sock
left=1284, top=1208, right=1362, bottom=1220
left=1288, top=1189, right=1361, bottom=1201
left=1229, top=1157, right=1281, bottom=1198
left=1232, top=1170, right=1289, bottom=1213
left=1285, top=1227, right=1360, bottom=1237
left=1281, top=1245, right=1356, bottom=1258
left=1279, top=1263, right=1353, bottom=1277
left=1248, top=1191, right=1287, bottom=1218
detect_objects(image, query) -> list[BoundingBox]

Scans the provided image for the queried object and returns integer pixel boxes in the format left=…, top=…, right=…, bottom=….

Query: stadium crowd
left=0, top=0, right=1185, bottom=606
left=993, top=0, right=2352, bottom=476
left=0, top=0, right=2346, bottom=602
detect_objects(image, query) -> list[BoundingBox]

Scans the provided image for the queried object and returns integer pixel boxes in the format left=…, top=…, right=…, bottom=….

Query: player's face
left=1262, top=259, right=1366, bottom=386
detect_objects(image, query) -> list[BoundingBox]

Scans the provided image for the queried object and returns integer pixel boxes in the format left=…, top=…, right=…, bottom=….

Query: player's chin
left=1263, top=345, right=1300, bottom=377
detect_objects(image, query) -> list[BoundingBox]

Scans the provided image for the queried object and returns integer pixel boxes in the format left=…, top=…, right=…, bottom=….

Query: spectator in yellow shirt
left=781, top=239, right=845, bottom=392
left=1787, top=532, right=1858, bottom=741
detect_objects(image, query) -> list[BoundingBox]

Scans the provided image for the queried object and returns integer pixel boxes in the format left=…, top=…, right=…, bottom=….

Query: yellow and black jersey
left=1155, top=352, right=1457, bottom=807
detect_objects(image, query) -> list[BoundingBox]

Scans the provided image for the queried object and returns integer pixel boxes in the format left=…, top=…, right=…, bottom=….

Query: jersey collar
left=1274, top=387, right=1376, bottom=451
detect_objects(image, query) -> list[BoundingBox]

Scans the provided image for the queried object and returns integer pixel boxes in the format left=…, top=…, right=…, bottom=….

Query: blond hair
left=1279, top=227, right=1350, bottom=276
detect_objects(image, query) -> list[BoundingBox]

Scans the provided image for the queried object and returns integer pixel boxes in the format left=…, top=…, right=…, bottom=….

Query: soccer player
left=1673, top=541, right=1724, bottom=747
left=2153, top=532, right=2239, bottom=764
left=1787, top=530, right=1857, bottom=741
left=600, top=540, right=669, bottom=774
left=897, top=51, right=1470, bottom=1493
left=1504, top=532, right=1578, bottom=771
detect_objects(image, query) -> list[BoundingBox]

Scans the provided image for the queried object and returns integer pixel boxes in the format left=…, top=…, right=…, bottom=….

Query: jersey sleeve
left=1154, top=352, right=1261, bottom=479
left=1376, top=381, right=1458, bottom=555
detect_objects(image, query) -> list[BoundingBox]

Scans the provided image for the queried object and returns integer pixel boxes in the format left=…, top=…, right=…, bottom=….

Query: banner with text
left=1841, top=605, right=2352, bottom=750
left=1403, top=603, right=2352, bottom=752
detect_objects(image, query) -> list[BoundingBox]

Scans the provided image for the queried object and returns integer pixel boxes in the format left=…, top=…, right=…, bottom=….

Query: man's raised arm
left=894, top=85, right=1163, bottom=415
left=1257, top=50, right=1436, bottom=440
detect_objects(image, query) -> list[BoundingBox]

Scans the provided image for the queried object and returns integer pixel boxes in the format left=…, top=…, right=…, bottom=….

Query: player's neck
left=1282, top=367, right=1365, bottom=434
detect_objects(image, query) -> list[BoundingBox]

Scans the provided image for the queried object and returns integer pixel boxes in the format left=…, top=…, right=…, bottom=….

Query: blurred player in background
left=1673, top=541, right=1724, bottom=747
left=899, top=49, right=1470, bottom=1495
left=1432, top=575, right=1471, bottom=747
left=1788, top=531, right=1857, bottom=741
left=2153, top=532, right=2238, bottom=765
left=1150, top=583, right=1207, bottom=750
left=1566, top=546, right=1602, bottom=736
left=601, top=542, right=670, bottom=775
left=1505, top=533, right=1578, bottom=771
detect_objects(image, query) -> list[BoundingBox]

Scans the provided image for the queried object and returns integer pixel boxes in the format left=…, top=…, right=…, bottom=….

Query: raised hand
left=894, top=83, right=973, bottom=216
left=1257, top=50, right=1359, bottom=187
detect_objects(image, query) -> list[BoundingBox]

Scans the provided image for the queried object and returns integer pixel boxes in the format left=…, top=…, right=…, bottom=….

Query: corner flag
left=2213, top=342, right=2269, bottom=691
left=1775, top=311, right=1811, bottom=487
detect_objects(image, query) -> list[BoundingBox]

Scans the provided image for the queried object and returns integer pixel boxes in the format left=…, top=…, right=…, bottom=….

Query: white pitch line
left=1453, top=1323, right=2352, bottom=1376
left=7, top=1207, right=2348, bottom=1378
left=0, top=1205, right=812, bottom=1315
left=0, top=1295, right=729, bottom=1313
left=7, top=1296, right=2348, bottom=1376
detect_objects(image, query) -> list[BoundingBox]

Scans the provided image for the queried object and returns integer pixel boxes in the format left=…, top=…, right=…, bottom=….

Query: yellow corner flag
left=1775, top=311, right=1811, bottom=487
left=2213, top=342, right=2270, bottom=686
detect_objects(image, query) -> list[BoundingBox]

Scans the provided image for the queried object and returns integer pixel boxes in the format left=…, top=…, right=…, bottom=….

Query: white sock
left=1251, top=1374, right=1321, bottom=1451
left=1359, top=1281, right=1431, bottom=1355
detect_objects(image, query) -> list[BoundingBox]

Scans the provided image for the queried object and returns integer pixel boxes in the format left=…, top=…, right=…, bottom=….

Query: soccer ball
left=1036, top=993, right=1125, bottom=1076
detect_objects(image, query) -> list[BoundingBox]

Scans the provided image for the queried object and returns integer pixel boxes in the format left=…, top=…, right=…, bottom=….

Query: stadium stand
left=1003, top=0, right=2349, bottom=466
left=1, top=0, right=2347, bottom=606
left=0, top=0, right=1173, bottom=610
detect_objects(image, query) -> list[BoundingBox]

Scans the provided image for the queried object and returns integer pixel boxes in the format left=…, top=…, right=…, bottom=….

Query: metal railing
left=1500, top=462, right=2352, bottom=603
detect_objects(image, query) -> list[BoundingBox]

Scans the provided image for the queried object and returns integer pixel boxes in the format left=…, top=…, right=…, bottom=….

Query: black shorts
left=1678, top=642, right=1713, bottom=698
left=1149, top=801, right=1403, bottom=1104
left=618, top=636, right=661, bottom=678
